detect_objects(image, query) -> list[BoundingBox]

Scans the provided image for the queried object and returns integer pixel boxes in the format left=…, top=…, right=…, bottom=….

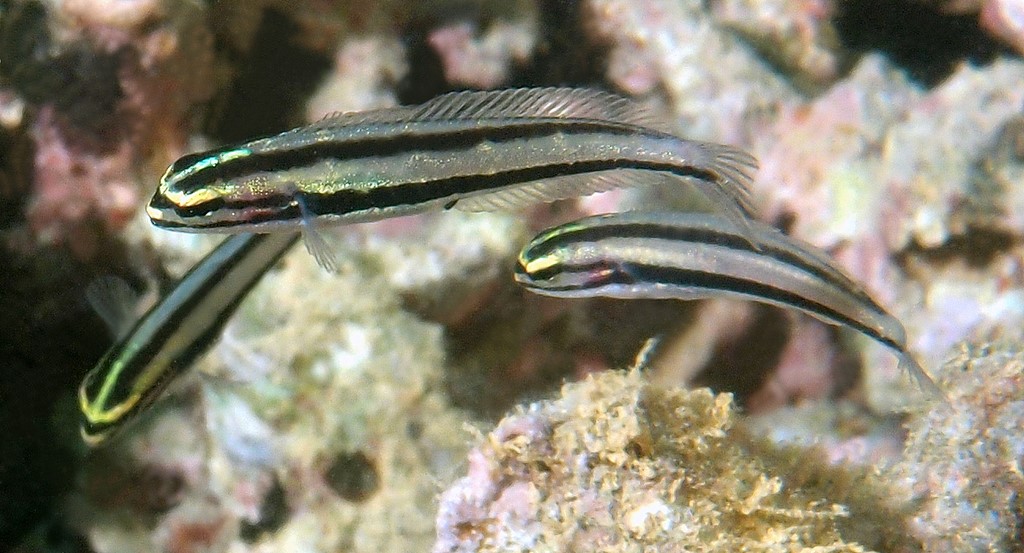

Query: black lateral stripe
left=530, top=259, right=896, bottom=349
left=302, top=159, right=719, bottom=217
left=101, top=234, right=290, bottom=408
left=621, top=263, right=897, bottom=349
left=169, top=159, right=722, bottom=229
left=527, top=220, right=879, bottom=307
left=169, top=119, right=661, bottom=193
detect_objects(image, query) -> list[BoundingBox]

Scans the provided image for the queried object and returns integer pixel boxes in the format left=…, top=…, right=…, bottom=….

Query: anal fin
left=452, top=169, right=656, bottom=213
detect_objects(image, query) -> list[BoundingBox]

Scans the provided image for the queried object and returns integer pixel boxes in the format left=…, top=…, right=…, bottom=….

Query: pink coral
left=24, top=1, right=217, bottom=255
left=28, top=107, right=138, bottom=257
left=434, top=370, right=881, bottom=552
left=428, top=20, right=534, bottom=89
left=980, top=0, right=1024, bottom=55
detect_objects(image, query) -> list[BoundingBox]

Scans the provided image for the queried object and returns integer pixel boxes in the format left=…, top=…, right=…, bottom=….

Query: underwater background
left=1, top=0, right=1022, bottom=551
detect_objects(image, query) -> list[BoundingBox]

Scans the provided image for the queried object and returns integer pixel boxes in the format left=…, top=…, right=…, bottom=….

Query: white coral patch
left=623, top=499, right=676, bottom=537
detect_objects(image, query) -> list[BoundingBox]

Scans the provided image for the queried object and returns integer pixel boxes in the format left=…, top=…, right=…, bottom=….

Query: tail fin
left=897, top=351, right=948, bottom=402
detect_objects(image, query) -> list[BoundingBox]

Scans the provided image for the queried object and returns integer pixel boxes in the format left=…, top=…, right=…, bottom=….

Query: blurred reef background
left=1, top=0, right=1023, bottom=551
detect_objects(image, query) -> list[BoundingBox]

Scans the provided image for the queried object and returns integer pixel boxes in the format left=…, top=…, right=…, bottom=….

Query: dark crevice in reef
left=510, top=0, right=610, bottom=87
left=690, top=307, right=865, bottom=407
left=899, top=226, right=1019, bottom=269
left=325, top=450, right=381, bottom=503
left=0, top=0, right=129, bottom=148
left=206, top=8, right=333, bottom=143
left=240, top=475, right=290, bottom=542
left=689, top=304, right=792, bottom=407
left=396, top=22, right=455, bottom=105
left=440, top=282, right=574, bottom=420
left=0, top=122, right=33, bottom=229
left=442, top=280, right=698, bottom=420
left=833, top=0, right=1008, bottom=88
left=394, top=1, right=520, bottom=103
left=395, top=0, right=612, bottom=104
left=0, top=243, right=118, bottom=550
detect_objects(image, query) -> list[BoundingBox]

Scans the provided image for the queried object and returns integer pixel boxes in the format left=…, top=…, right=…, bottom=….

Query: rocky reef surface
left=1, top=0, right=1022, bottom=551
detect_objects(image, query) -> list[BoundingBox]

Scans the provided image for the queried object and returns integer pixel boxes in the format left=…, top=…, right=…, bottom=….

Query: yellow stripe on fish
left=147, top=87, right=759, bottom=269
left=79, top=232, right=299, bottom=445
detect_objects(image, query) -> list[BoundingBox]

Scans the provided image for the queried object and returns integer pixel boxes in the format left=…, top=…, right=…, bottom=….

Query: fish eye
left=168, top=152, right=210, bottom=175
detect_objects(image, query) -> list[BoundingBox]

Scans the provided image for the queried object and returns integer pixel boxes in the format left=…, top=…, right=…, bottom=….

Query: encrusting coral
left=435, top=367, right=915, bottom=553
left=888, top=334, right=1024, bottom=552
left=65, top=227, right=490, bottom=553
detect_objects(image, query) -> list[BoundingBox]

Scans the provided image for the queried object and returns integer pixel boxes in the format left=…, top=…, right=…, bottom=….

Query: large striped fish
left=514, top=211, right=940, bottom=395
left=146, top=88, right=758, bottom=269
left=79, top=232, right=299, bottom=445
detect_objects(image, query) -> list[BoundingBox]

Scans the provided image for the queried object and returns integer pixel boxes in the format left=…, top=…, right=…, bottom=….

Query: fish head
left=78, top=351, right=174, bottom=447
left=147, top=146, right=295, bottom=231
left=515, top=228, right=624, bottom=296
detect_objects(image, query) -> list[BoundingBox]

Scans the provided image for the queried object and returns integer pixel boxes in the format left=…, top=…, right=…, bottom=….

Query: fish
left=79, top=232, right=299, bottom=446
left=146, top=87, right=758, bottom=270
left=514, top=211, right=941, bottom=395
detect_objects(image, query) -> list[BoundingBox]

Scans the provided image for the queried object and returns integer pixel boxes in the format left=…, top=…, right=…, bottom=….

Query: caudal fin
left=897, top=352, right=948, bottom=401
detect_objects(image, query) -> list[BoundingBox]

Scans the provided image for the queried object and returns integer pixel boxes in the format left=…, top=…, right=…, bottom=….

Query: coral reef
left=435, top=369, right=909, bottom=553
left=980, top=0, right=1024, bottom=55
left=888, top=335, right=1024, bottom=552
left=582, top=0, right=791, bottom=143
left=2, top=0, right=218, bottom=255
left=709, top=0, right=853, bottom=93
left=65, top=233, right=478, bottom=553
left=3, top=0, right=1024, bottom=550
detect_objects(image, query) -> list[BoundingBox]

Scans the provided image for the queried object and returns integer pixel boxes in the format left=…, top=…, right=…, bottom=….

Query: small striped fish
left=79, top=232, right=299, bottom=445
left=515, top=212, right=940, bottom=394
left=147, top=87, right=758, bottom=269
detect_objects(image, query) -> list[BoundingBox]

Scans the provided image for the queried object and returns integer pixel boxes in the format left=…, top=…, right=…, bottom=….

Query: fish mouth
left=512, top=260, right=532, bottom=286
left=145, top=203, right=197, bottom=230
left=80, top=420, right=116, bottom=447
left=146, top=203, right=173, bottom=224
left=147, top=192, right=234, bottom=229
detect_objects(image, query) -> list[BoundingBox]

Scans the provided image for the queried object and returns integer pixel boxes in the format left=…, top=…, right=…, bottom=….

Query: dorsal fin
left=306, top=88, right=676, bottom=133
left=305, top=105, right=419, bottom=131
left=410, top=87, right=671, bottom=131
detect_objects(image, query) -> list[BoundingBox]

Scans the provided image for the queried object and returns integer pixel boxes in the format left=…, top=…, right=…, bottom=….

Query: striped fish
left=79, top=232, right=299, bottom=445
left=515, top=211, right=940, bottom=395
left=146, top=87, right=758, bottom=269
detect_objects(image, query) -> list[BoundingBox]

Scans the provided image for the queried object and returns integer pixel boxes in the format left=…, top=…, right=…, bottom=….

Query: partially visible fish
left=147, top=87, right=758, bottom=270
left=79, top=232, right=299, bottom=446
left=515, top=211, right=940, bottom=395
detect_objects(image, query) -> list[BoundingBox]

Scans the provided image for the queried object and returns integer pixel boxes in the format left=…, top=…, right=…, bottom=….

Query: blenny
left=147, top=87, right=758, bottom=269
left=515, top=211, right=940, bottom=394
left=79, top=232, right=299, bottom=445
